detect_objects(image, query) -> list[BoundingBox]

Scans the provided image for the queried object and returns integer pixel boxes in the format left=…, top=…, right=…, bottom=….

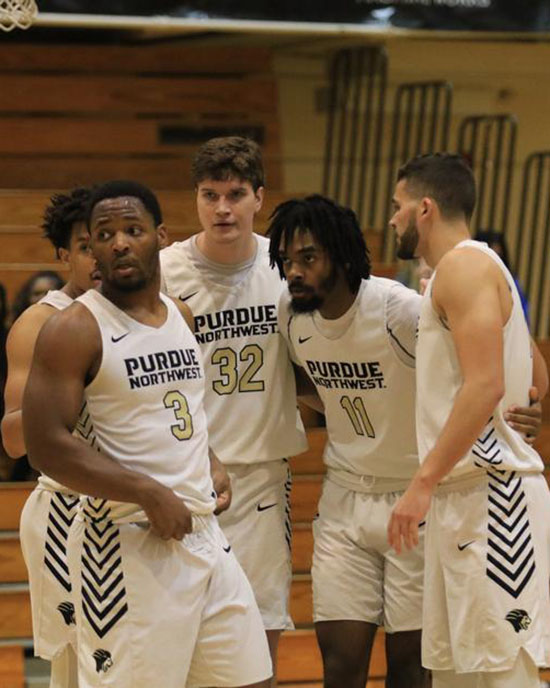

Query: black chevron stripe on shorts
left=486, top=469, right=535, bottom=599
left=44, top=491, right=79, bottom=593
left=283, top=460, right=292, bottom=551
left=81, top=502, right=128, bottom=639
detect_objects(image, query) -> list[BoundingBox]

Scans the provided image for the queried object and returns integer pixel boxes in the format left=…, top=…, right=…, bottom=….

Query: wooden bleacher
left=0, top=42, right=283, bottom=192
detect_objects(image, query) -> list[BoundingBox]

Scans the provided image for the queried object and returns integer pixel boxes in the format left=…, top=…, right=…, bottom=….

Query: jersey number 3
left=164, top=390, right=194, bottom=441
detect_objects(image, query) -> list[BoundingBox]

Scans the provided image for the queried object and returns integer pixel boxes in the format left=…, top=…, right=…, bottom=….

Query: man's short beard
left=108, top=274, right=147, bottom=292
left=290, top=293, right=323, bottom=313
left=396, top=217, right=419, bottom=261
left=289, top=266, right=338, bottom=314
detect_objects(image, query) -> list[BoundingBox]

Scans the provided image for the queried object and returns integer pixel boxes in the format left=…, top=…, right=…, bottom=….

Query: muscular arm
left=389, top=250, right=507, bottom=552
left=2, top=304, right=55, bottom=458
left=23, top=304, right=190, bottom=540
left=531, top=340, right=548, bottom=400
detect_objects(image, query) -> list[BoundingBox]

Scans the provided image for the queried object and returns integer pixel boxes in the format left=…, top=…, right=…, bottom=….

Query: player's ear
left=419, top=196, right=434, bottom=219
left=58, top=246, right=70, bottom=266
left=157, top=224, right=169, bottom=249
left=254, top=186, right=264, bottom=213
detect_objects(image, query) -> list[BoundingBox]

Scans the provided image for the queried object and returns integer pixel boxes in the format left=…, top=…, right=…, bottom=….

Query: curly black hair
left=267, top=194, right=371, bottom=293
left=42, top=187, right=92, bottom=257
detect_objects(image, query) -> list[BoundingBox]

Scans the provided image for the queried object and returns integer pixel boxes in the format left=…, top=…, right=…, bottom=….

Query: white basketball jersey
left=279, top=277, right=418, bottom=479
left=77, top=290, right=216, bottom=522
left=35, top=290, right=79, bottom=493
left=160, top=234, right=307, bottom=465
left=416, top=239, right=544, bottom=479
left=39, top=289, right=73, bottom=310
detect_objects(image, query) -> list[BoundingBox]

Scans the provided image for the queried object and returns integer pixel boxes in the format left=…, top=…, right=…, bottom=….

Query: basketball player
left=267, top=194, right=545, bottom=688
left=388, top=153, right=550, bottom=687
left=23, top=180, right=272, bottom=688
left=2, top=188, right=100, bottom=688
left=160, top=137, right=307, bottom=679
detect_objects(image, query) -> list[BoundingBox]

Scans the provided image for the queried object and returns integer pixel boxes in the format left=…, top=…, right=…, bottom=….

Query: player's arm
left=389, top=250, right=507, bottom=553
left=172, top=297, right=195, bottom=331
left=294, top=363, right=324, bottom=413
left=23, top=304, right=192, bottom=540
left=209, top=449, right=231, bottom=514
left=531, top=340, right=548, bottom=399
left=1, top=304, right=55, bottom=458
left=501, top=340, right=547, bottom=443
left=386, top=283, right=422, bottom=367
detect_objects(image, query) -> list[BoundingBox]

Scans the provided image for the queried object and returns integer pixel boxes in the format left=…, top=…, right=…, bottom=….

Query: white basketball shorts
left=423, top=470, right=550, bottom=673
left=217, top=458, right=293, bottom=630
left=312, top=477, right=424, bottom=632
left=68, top=512, right=272, bottom=688
left=19, top=485, right=79, bottom=660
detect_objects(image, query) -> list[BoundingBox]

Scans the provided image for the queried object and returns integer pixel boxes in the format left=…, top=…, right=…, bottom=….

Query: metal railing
left=322, top=46, right=387, bottom=233
left=457, top=114, right=517, bottom=236
left=514, top=151, right=550, bottom=337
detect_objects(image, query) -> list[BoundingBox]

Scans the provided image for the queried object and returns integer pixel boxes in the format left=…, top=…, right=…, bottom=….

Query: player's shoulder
left=360, top=275, right=413, bottom=302
left=6, top=303, right=58, bottom=352
left=167, top=295, right=194, bottom=331
left=7, top=301, right=60, bottom=344
left=160, top=237, right=193, bottom=266
left=31, top=301, right=100, bottom=365
left=253, top=233, right=272, bottom=264
left=438, top=242, right=497, bottom=281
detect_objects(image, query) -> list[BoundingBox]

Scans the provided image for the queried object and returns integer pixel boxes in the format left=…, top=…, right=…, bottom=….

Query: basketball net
left=0, top=0, right=38, bottom=31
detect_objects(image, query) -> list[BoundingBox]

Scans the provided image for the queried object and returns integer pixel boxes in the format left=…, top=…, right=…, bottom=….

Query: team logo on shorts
left=57, top=601, right=76, bottom=626
left=505, top=609, right=532, bottom=633
left=93, top=649, right=113, bottom=673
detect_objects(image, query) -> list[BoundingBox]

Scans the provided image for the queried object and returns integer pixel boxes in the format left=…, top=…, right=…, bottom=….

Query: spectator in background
left=10, top=270, right=65, bottom=326
left=474, top=229, right=530, bottom=327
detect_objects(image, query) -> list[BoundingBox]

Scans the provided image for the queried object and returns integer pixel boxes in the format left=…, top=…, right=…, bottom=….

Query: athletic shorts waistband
left=326, top=468, right=411, bottom=494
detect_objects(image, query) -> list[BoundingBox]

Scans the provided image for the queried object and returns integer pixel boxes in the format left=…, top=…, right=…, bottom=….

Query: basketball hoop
left=0, top=0, right=38, bottom=31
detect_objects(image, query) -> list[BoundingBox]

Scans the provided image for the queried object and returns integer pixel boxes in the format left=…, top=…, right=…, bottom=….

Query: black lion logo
left=93, top=649, right=113, bottom=673
left=57, top=602, right=75, bottom=626
left=505, top=609, right=532, bottom=633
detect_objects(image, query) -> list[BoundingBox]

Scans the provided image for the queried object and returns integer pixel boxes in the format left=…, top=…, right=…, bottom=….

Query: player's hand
left=388, top=479, right=432, bottom=554
left=210, top=452, right=232, bottom=515
left=141, top=483, right=193, bottom=540
left=504, top=386, right=541, bottom=445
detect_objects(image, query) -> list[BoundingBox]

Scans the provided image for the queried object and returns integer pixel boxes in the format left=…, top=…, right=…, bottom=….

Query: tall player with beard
left=160, top=137, right=307, bottom=680
left=23, top=180, right=272, bottom=688
left=388, top=154, right=550, bottom=687
left=2, top=188, right=101, bottom=688
left=267, top=194, right=544, bottom=688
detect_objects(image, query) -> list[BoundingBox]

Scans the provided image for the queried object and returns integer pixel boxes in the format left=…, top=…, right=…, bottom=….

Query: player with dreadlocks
left=2, top=187, right=100, bottom=688
left=269, top=194, right=429, bottom=688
